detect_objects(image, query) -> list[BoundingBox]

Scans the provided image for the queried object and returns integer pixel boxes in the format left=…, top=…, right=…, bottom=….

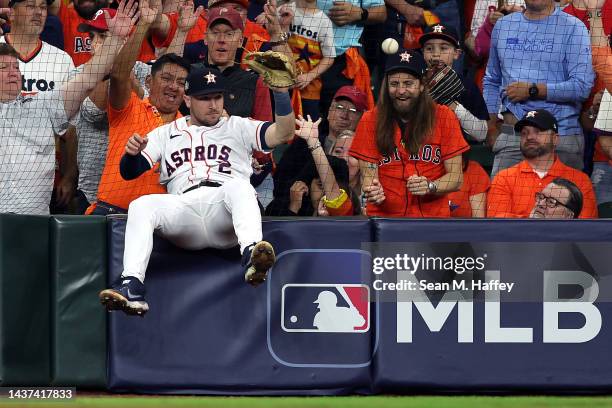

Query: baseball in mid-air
left=381, top=38, right=399, bottom=55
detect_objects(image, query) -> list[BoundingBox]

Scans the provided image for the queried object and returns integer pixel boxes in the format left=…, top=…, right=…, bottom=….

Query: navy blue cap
left=185, top=66, right=225, bottom=97
left=384, top=48, right=427, bottom=78
left=419, top=24, right=460, bottom=48
left=514, top=109, right=559, bottom=133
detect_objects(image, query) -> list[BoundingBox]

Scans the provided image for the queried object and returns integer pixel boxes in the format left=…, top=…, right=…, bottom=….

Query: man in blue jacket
left=483, top=0, right=594, bottom=176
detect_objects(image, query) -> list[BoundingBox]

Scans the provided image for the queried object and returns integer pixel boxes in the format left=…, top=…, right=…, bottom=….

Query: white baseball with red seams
left=120, top=115, right=271, bottom=283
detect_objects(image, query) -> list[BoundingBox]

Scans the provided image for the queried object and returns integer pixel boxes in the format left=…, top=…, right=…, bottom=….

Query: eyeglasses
left=534, top=192, right=573, bottom=212
left=332, top=104, right=359, bottom=115
left=208, top=30, right=240, bottom=40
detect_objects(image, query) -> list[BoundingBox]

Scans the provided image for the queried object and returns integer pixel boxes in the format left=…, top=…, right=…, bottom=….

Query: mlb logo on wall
left=281, top=284, right=370, bottom=333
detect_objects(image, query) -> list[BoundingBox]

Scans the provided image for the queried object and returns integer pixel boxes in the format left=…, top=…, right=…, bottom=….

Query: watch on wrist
left=528, top=83, right=539, bottom=100
left=308, top=141, right=322, bottom=152
left=427, top=180, right=438, bottom=194
left=269, top=32, right=289, bottom=47
left=359, top=7, right=369, bottom=22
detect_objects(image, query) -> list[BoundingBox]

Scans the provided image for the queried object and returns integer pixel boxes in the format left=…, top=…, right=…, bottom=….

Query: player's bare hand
left=107, top=0, right=140, bottom=38
left=126, top=133, right=148, bottom=155
left=295, top=115, right=321, bottom=142
left=289, top=180, right=309, bottom=213
left=177, top=0, right=204, bottom=32
left=506, top=81, right=530, bottom=103
left=364, top=178, right=385, bottom=205
left=407, top=175, right=429, bottom=195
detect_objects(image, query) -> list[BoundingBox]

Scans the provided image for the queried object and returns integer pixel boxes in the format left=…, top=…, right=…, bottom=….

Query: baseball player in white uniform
left=99, top=66, right=296, bottom=316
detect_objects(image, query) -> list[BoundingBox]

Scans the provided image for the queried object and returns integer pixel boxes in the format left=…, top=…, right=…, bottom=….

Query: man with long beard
left=488, top=109, right=598, bottom=218
left=349, top=48, right=468, bottom=218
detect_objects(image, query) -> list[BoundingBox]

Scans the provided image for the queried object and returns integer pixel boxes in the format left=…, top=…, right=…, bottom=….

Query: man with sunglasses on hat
left=488, top=109, right=597, bottom=218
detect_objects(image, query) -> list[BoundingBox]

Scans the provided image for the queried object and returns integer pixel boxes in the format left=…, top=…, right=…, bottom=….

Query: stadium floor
left=4, top=396, right=612, bottom=408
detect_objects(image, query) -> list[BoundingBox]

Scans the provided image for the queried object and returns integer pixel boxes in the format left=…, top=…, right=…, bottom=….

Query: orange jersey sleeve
left=349, top=109, right=379, bottom=163
left=96, top=93, right=168, bottom=210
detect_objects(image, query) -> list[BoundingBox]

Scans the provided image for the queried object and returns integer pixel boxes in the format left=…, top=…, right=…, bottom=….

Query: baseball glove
left=426, top=65, right=465, bottom=106
left=244, top=50, right=297, bottom=88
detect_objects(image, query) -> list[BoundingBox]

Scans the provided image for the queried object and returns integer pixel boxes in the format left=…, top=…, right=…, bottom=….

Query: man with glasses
left=86, top=0, right=191, bottom=215
left=530, top=178, right=583, bottom=219
left=488, top=109, right=597, bottom=218
left=190, top=6, right=271, bottom=120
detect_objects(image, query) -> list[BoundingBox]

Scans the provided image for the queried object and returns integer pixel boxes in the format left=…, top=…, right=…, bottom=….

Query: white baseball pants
left=121, top=178, right=262, bottom=283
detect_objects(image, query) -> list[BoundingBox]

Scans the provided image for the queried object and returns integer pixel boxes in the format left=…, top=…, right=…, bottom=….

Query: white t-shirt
left=0, top=92, right=69, bottom=215
left=0, top=38, right=75, bottom=95
left=142, top=116, right=271, bottom=194
left=286, top=3, right=336, bottom=59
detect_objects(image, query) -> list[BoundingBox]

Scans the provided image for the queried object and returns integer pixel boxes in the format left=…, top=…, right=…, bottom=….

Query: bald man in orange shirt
left=488, top=109, right=598, bottom=219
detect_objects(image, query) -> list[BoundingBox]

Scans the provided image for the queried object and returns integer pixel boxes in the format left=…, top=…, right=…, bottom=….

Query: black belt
left=183, top=180, right=222, bottom=194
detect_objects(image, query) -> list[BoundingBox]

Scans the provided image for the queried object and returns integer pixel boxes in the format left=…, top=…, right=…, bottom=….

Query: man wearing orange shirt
left=487, top=109, right=598, bottom=219
left=87, top=1, right=189, bottom=215
left=349, top=48, right=467, bottom=218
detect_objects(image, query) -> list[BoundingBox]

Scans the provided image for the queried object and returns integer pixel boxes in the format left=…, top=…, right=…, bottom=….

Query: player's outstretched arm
left=263, top=90, right=296, bottom=149
left=61, top=1, right=139, bottom=120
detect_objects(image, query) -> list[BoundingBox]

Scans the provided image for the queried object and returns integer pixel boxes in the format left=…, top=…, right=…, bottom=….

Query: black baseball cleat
left=99, top=276, right=149, bottom=317
left=242, top=241, right=276, bottom=287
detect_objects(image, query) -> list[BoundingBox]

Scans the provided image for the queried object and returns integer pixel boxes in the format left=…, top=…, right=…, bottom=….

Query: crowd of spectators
left=0, top=0, right=611, bottom=219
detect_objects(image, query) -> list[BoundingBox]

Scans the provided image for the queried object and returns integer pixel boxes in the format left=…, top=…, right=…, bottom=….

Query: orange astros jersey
left=350, top=104, right=468, bottom=217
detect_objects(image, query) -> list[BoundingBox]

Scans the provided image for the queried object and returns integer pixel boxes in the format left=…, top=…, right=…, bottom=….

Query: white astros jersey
left=141, top=115, right=271, bottom=194
left=0, top=38, right=75, bottom=95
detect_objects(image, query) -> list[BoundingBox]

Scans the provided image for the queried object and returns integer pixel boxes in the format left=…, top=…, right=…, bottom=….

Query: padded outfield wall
left=2, top=214, right=612, bottom=393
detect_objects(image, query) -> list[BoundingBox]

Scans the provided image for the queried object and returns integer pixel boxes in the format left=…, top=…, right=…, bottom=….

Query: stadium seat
left=598, top=202, right=612, bottom=218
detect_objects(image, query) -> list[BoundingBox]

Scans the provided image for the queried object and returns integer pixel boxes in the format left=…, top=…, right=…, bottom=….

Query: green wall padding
left=50, top=216, right=107, bottom=388
left=0, top=214, right=50, bottom=386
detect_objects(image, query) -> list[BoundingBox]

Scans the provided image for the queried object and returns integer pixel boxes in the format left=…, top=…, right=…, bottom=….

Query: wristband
left=323, top=189, right=348, bottom=209
left=273, top=91, right=292, bottom=116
